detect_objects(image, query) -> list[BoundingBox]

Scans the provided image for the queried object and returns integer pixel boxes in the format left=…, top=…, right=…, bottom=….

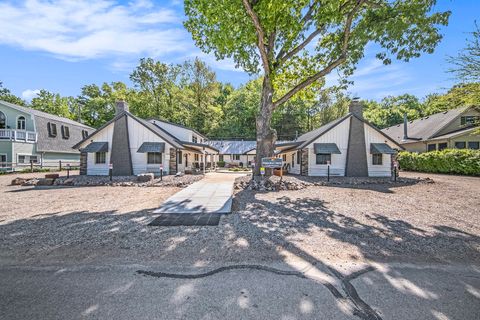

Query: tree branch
left=242, top=0, right=271, bottom=75
left=272, top=1, right=364, bottom=109
left=272, top=56, right=346, bottom=109
left=277, top=28, right=323, bottom=65
left=276, top=1, right=319, bottom=62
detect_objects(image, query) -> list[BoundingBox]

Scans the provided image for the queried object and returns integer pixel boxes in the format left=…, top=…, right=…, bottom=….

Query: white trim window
left=0, top=111, right=6, bottom=129
left=372, top=153, right=383, bottom=165
left=95, top=152, right=106, bottom=164
left=17, top=116, right=26, bottom=130
left=17, top=154, right=39, bottom=165
left=0, top=154, right=7, bottom=167
left=147, top=152, right=162, bottom=164
left=233, top=154, right=240, bottom=161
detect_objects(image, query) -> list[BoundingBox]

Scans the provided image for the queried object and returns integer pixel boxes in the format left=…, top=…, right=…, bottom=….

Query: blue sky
left=0, top=0, right=478, bottom=102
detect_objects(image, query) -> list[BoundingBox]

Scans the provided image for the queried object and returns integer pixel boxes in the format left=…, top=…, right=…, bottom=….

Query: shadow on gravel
left=1, top=188, right=479, bottom=319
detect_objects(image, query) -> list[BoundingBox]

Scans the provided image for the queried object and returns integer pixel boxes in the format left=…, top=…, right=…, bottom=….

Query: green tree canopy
left=0, top=82, right=25, bottom=106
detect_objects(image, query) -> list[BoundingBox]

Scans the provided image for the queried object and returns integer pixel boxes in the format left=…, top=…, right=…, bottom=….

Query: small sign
left=326, top=160, right=331, bottom=166
left=261, top=157, right=283, bottom=168
left=109, top=163, right=113, bottom=170
left=260, top=167, right=265, bottom=175
left=160, top=165, right=164, bottom=170
left=393, top=160, right=399, bottom=168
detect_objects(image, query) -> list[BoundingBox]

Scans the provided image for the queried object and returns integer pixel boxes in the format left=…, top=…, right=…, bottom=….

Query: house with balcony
left=0, top=100, right=93, bottom=170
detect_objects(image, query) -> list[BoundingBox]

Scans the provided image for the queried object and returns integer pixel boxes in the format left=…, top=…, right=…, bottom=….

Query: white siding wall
left=284, top=151, right=300, bottom=175
left=153, top=121, right=192, bottom=141
left=128, top=117, right=172, bottom=175
left=80, top=122, right=114, bottom=176
left=364, top=125, right=397, bottom=177
left=307, top=118, right=350, bottom=176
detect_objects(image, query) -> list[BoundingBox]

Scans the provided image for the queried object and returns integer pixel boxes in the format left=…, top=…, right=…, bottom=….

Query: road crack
left=137, top=264, right=379, bottom=319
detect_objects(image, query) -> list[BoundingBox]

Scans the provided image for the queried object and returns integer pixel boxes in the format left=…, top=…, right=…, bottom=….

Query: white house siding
left=307, top=117, right=350, bottom=176
left=364, top=125, right=397, bottom=177
left=153, top=121, right=192, bottom=142
left=80, top=122, right=114, bottom=176
left=284, top=151, right=300, bottom=175
left=128, top=117, right=172, bottom=175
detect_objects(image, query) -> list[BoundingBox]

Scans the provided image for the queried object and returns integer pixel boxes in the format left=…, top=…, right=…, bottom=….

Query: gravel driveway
left=0, top=171, right=478, bottom=267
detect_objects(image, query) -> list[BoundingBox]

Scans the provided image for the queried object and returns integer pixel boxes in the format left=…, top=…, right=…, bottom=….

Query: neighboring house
left=207, top=140, right=256, bottom=167
left=382, top=106, right=480, bottom=152
left=73, top=101, right=218, bottom=176
left=0, top=100, right=93, bottom=170
left=276, top=100, right=402, bottom=177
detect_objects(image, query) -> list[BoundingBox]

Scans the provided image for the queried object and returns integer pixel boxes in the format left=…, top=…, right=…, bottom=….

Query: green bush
left=397, top=149, right=480, bottom=176
left=217, top=161, right=226, bottom=167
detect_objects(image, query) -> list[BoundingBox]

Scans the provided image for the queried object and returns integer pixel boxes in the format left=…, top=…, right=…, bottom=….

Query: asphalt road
left=1, top=262, right=479, bottom=320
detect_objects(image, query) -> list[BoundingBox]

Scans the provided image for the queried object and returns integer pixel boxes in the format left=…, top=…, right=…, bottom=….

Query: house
left=382, top=106, right=480, bottom=152
left=73, top=101, right=218, bottom=176
left=276, top=99, right=402, bottom=177
left=0, top=100, right=93, bottom=170
left=207, top=140, right=256, bottom=167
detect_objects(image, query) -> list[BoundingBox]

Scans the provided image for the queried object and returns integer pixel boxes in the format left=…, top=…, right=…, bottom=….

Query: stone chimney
left=349, top=97, right=363, bottom=120
left=115, top=101, right=129, bottom=116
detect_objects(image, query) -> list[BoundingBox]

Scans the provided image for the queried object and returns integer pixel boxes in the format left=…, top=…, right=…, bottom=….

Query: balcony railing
left=0, top=129, right=37, bottom=143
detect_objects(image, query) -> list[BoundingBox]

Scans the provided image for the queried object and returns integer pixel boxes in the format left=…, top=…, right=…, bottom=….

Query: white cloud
left=0, top=0, right=192, bottom=61
left=22, top=89, right=41, bottom=101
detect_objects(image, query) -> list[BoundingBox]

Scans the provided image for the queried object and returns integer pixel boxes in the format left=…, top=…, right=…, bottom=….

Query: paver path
left=153, top=172, right=247, bottom=214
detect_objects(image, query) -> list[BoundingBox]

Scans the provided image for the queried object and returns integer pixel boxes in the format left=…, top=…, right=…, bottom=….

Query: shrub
left=397, top=149, right=480, bottom=176
left=217, top=161, right=226, bottom=167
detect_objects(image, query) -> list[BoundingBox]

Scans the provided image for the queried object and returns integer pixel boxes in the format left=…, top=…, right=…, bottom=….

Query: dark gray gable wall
left=110, top=114, right=133, bottom=176
left=345, top=116, right=369, bottom=177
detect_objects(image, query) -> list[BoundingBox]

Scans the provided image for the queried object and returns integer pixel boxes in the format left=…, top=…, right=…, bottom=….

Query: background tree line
left=1, top=60, right=479, bottom=139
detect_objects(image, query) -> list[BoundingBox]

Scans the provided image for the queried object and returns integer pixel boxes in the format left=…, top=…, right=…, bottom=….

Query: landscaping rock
left=22, top=179, right=39, bottom=186
left=137, top=173, right=154, bottom=182
left=37, top=178, right=55, bottom=186
left=11, top=177, right=28, bottom=186
left=45, top=173, right=59, bottom=179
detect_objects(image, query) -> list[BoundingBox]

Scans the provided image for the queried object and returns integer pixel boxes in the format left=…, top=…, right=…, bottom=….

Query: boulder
left=137, top=173, right=154, bottom=183
left=22, top=179, right=39, bottom=186
left=11, top=177, right=27, bottom=186
left=37, top=178, right=55, bottom=186
left=45, top=173, right=59, bottom=179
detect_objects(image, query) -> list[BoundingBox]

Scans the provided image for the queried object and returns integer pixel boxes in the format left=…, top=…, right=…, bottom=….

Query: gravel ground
left=0, top=171, right=478, bottom=267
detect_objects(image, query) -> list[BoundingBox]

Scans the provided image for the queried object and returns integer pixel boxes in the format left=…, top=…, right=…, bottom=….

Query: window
left=0, top=111, right=6, bottom=129
left=0, top=154, right=6, bottom=167
left=468, top=141, right=479, bottom=150
left=61, top=125, right=70, bottom=139
left=427, top=144, right=436, bottom=152
left=461, top=116, right=480, bottom=126
left=30, top=156, right=38, bottom=163
left=291, top=154, right=295, bottom=168
left=147, top=152, right=162, bottom=164
left=194, top=154, right=199, bottom=162
left=297, top=150, right=301, bottom=164
left=233, top=154, right=240, bottom=161
left=372, top=153, right=383, bottom=165
left=455, top=141, right=466, bottom=149
left=47, top=122, right=57, bottom=137
left=438, top=143, right=448, bottom=151
left=82, top=130, right=89, bottom=139
left=178, top=151, right=183, bottom=164
left=315, top=153, right=331, bottom=165
left=192, top=136, right=198, bottom=143
left=18, top=155, right=26, bottom=164
left=219, top=154, right=224, bottom=162
left=282, top=154, right=287, bottom=161
left=17, top=116, right=26, bottom=130
left=95, top=152, right=106, bottom=164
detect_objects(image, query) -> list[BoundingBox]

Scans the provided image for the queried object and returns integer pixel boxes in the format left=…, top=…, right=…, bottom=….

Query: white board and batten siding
left=154, top=121, right=191, bottom=142
left=307, top=117, right=350, bottom=176
left=81, top=122, right=114, bottom=176
left=128, top=117, right=172, bottom=175
left=364, top=124, right=397, bottom=177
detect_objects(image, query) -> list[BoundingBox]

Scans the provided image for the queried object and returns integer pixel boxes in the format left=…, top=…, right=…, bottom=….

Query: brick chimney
left=115, top=101, right=129, bottom=116
left=349, top=97, right=364, bottom=120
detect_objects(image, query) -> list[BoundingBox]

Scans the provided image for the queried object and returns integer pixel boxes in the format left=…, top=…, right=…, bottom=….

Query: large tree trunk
left=254, top=78, right=276, bottom=179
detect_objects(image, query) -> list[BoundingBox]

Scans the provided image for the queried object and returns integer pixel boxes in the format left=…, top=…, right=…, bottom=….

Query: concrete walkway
left=153, top=172, right=247, bottom=214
